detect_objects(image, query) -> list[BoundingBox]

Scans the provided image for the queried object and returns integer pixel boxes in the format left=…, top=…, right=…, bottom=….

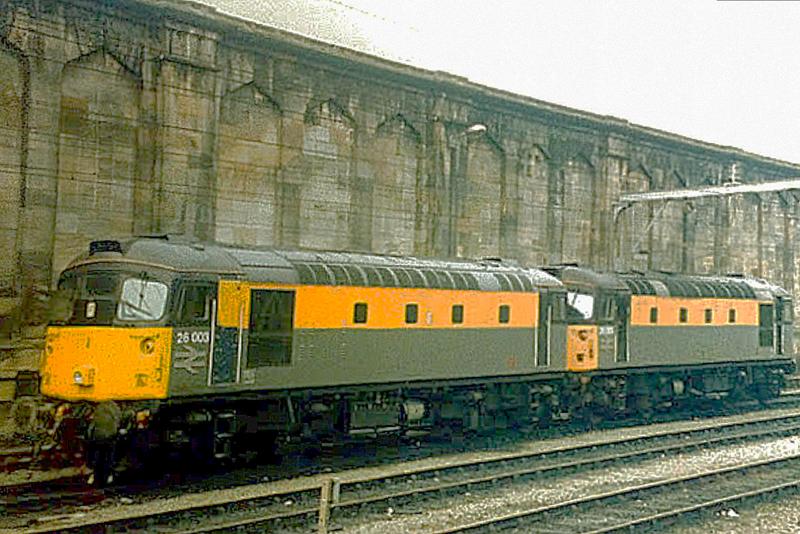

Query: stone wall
left=1, top=0, right=800, bottom=377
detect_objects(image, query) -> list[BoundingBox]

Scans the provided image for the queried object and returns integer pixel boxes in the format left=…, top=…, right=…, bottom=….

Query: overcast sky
left=323, top=0, right=800, bottom=165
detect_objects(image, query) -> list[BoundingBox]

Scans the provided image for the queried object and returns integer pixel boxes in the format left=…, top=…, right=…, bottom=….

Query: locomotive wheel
left=535, top=398, right=553, bottom=429
left=629, top=394, right=654, bottom=422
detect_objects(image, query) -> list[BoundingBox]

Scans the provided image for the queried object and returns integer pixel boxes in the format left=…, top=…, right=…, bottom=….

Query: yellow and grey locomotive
left=39, top=237, right=570, bottom=477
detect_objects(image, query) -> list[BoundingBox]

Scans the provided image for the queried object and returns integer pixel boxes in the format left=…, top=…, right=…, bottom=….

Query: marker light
left=72, top=366, right=95, bottom=387
left=140, top=337, right=155, bottom=354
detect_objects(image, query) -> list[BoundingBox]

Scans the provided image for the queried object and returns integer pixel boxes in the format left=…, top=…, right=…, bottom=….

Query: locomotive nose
left=567, top=325, right=598, bottom=371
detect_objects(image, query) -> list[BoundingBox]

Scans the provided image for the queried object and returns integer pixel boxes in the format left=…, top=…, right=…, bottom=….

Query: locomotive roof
left=543, top=264, right=788, bottom=300
left=68, top=237, right=563, bottom=292
left=542, top=265, right=629, bottom=292
left=617, top=272, right=790, bottom=300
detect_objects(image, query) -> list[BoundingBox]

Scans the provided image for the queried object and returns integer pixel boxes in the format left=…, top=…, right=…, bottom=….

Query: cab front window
left=62, top=271, right=122, bottom=325
left=566, top=292, right=594, bottom=321
left=117, top=278, right=169, bottom=322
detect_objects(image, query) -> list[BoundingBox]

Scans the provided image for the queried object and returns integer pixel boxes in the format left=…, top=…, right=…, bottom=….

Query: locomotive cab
left=40, top=264, right=175, bottom=403
left=544, top=266, right=631, bottom=372
left=37, top=257, right=180, bottom=483
left=564, top=288, right=599, bottom=371
left=748, top=278, right=795, bottom=362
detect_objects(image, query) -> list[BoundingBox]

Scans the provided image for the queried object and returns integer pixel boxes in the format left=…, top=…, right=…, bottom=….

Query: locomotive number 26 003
left=175, top=331, right=210, bottom=344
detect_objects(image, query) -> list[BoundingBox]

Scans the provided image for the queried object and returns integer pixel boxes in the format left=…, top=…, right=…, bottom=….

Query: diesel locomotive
left=543, top=265, right=794, bottom=415
left=30, top=237, right=795, bottom=480
left=37, top=237, right=569, bottom=477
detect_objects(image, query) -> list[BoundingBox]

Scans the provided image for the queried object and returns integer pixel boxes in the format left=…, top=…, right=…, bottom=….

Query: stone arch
left=368, top=114, right=421, bottom=254
left=671, top=169, right=687, bottom=188
left=215, top=83, right=283, bottom=246
left=648, top=167, right=685, bottom=273
left=626, top=163, right=655, bottom=191
left=288, top=98, right=356, bottom=249
left=757, top=192, right=784, bottom=279
left=457, top=129, right=505, bottom=258
left=559, top=155, right=596, bottom=265
left=522, top=145, right=549, bottom=178
left=375, top=113, right=421, bottom=145
left=304, top=98, right=355, bottom=130
left=688, top=168, right=728, bottom=274
left=53, top=49, right=140, bottom=278
left=517, top=144, right=550, bottom=265
left=0, top=38, right=26, bottom=322
left=782, top=196, right=799, bottom=307
left=725, top=191, right=762, bottom=276
left=618, top=163, right=655, bottom=270
left=571, top=152, right=596, bottom=170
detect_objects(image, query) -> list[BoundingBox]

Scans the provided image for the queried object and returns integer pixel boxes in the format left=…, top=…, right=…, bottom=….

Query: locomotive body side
left=167, top=281, right=553, bottom=397
left=616, top=275, right=794, bottom=373
left=625, top=295, right=761, bottom=367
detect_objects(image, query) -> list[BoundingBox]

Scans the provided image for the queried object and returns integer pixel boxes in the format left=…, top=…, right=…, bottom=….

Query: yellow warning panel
left=567, top=324, right=598, bottom=372
left=40, top=326, right=171, bottom=401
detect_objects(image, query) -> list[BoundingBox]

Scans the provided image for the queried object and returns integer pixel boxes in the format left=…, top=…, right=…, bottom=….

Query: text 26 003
left=176, top=331, right=210, bottom=344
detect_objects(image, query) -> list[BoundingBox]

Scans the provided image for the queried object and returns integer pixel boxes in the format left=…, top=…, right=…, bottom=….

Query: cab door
left=775, top=297, right=792, bottom=356
left=759, top=303, right=775, bottom=354
left=172, top=282, right=220, bottom=388
left=537, top=291, right=553, bottom=367
left=615, top=293, right=630, bottom=363
left=591, top=291, right=629, bottom=368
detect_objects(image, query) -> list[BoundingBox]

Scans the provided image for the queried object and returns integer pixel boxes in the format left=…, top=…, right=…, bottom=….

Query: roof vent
left=89, top=240, right=123, bottom=256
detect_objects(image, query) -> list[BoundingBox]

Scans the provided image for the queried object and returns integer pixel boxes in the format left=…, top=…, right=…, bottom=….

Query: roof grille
left=89, top=240, right=123, bottom=255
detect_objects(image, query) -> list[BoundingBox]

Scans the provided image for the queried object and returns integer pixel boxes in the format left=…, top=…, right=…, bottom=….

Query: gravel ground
left=338, top=435, right=800, bottom=533
left=0, top=465, right=85, bottom=488
left=669, top=494, right=800, bottom=534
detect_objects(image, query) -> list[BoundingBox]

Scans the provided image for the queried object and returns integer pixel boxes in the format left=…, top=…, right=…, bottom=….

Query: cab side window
left=177, top=284, right=214, bottom=326
left=248, top=290, right=294, bottom=367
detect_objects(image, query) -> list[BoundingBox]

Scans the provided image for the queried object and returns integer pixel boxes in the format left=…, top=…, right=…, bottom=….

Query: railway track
left=786, top=373, right=800, bottom=389
left=0, top=445, right=36, bottom=472
left=0, top=440, right=86, bottom=495
left=433, top=453, right=800, bottom=533
left=15, top=406, right=800, bottom=534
